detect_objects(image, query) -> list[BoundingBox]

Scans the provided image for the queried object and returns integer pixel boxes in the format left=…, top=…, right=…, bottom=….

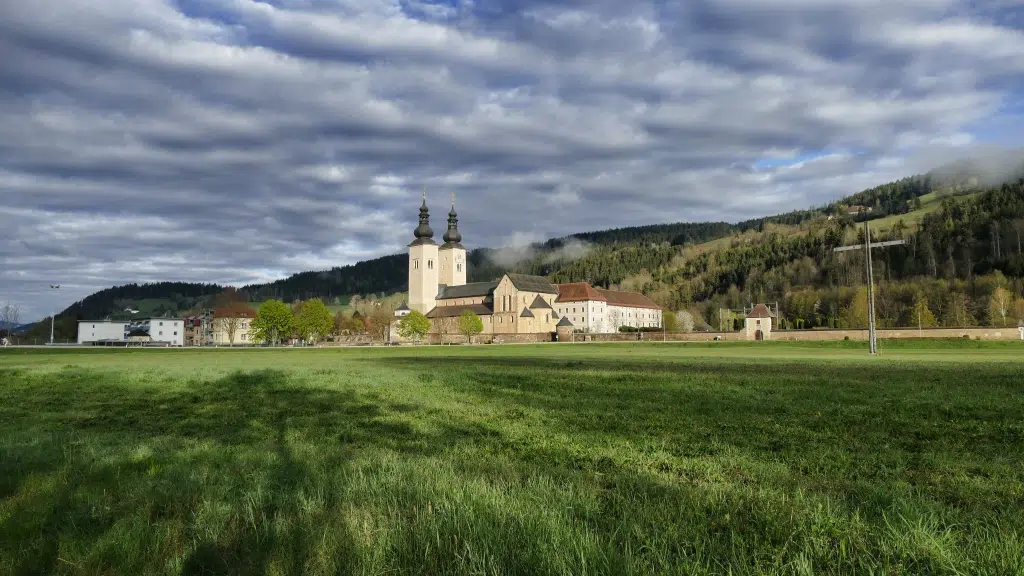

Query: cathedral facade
left=405, top=195, right=561, bottom=335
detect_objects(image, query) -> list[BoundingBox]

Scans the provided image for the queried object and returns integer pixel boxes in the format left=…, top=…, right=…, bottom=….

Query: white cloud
left=0, top=0, right=1022, bottom=319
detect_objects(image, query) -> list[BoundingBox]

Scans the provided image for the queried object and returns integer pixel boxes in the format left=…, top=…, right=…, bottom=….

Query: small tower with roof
left=744, top=303, right=775, bottom=341
left=438, top=192, right=467, bottom=288
left=408, top=191, right=439, bottom=314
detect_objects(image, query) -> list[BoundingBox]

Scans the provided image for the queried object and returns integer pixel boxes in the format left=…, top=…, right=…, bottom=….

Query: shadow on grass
left=0, top=368, right=501, bottom=575
left=357, top=354, right=1024, bottom=507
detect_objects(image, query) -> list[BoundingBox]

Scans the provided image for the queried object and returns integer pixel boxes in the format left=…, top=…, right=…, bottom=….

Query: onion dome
left=412, top=193, right=434, bottom=242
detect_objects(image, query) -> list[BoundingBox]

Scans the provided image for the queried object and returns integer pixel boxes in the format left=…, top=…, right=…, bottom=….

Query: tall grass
left=1, top=344, right=1022, bottom=574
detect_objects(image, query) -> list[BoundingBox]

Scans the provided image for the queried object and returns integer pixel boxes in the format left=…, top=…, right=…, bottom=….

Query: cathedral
left=399, top=194, right=665, bottom=336
left=403, top=194, right=563, bottom=335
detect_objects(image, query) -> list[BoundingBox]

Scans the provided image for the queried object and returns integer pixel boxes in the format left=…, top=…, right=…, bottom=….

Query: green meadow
left=1, top=342, right=1022, bottom=575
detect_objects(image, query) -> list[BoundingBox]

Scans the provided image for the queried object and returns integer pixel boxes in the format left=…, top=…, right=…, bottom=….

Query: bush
left=618, top=326, right=663, bottom=333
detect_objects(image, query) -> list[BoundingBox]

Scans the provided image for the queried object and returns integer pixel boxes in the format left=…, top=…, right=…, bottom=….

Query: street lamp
left=49, top=284, right=60, bottom=345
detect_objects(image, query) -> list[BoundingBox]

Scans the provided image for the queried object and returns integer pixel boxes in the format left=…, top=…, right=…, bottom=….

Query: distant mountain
left=0, top=322, right=35, bottom=333
left=51, top=154, right=1024, bottom=330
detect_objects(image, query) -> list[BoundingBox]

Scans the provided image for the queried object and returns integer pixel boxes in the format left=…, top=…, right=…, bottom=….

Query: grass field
left=2, top=342, right=1023, bottom=575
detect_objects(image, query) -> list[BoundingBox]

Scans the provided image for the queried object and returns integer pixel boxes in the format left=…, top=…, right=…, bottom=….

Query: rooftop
left=596, top=288, right=663, bottom=310
left=745, top=304, right=776, bottom=318
left=529, top=294, right=553, bottom=309
left=556, top=282, right=608, bottom=303
left=425, top=303, right=493, bottom=319
left=506, top=273, right=559, bottom=294
left=438, top=281, right=498, bottom=300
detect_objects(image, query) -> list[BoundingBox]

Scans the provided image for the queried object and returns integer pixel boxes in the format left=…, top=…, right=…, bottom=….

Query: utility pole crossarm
left=832, top=223, right=906, bottom=356
left=832, top=239, right=906, bottom=253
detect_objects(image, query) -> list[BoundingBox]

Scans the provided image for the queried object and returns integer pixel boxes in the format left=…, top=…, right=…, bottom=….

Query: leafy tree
left=662, top=311, right=679, bottom=332
left=295, top=298, right=333, bottom=344
left=990, top=287, right=1012, bottom=326
left=458, top=310, right=484, bottom=344
left=1013, top=299, right=1024, bottom=326
left=911, top=294, right=938, bottom=328
left=840, top=286, right=870, bottom=329
left=251, top=299, right=293, bottom=345
left=397, top=311, right=431, bottom=342
left=333, top=311, right=364, bottom=336
left=944, top=292, right=976, bottom=327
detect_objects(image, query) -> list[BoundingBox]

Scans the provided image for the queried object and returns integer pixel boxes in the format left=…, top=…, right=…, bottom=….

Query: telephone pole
left=49, top=284, right=60, bottom=345
left=833, top=221, right=905, bottom=355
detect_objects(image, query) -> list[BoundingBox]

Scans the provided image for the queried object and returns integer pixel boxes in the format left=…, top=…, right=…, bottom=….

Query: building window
left=414, top=259, right=419, bottom=270
left=160, top=322, right=164, bottom=326
left=174, top=331, right=178, bottom=336
left=241, top=334, right=247, bottom=341
left=457, top=264, right=462, bottom=272
left=159, top=331, right=164, bottom=336
left=428, top=260, right=434, bottom=270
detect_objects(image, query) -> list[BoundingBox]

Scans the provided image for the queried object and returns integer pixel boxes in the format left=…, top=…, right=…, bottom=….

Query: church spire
left=443, top=191, right=462, bottom=246
left=412, top=189, right=435, bottom=244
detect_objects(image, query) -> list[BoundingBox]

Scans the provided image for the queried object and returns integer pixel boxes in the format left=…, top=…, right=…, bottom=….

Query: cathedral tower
left=439, top=192, right=467, bottom=288
left=408, top=192, right=439, bottom=314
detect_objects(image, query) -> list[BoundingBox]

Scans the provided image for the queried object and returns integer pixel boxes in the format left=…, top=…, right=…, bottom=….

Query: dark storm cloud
left=1, top=0, right=1023, bottom=319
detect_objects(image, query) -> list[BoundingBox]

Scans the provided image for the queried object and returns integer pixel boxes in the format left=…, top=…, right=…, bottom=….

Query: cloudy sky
left=2, top=0, right=1023, bottom=320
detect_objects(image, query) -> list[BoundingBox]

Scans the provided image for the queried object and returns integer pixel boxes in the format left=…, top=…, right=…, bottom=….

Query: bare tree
left=216, top=316, right=241, bottom=345
left=366, top=305, right=395, bottom=344
left=1, top=302, right=20, bottom=344
left=437, top=316, right=454, bottom=345
left=606, top=308, right=622, bottom=333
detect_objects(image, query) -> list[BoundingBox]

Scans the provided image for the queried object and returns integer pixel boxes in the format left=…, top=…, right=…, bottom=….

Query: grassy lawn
left=1, top=343, right=1023, bottom=575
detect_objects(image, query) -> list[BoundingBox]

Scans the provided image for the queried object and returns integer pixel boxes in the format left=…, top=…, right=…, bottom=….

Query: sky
left=1, top=0, right=1023, bottom=320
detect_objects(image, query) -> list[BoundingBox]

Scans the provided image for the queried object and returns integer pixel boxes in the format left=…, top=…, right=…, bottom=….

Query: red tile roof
left=556, top=282, right=608, bottom=303
left=596, top=288, right=663, bottom=310
left=214, top=306, right=257, bottom=319
left=745, top=304, right=775, bottom=318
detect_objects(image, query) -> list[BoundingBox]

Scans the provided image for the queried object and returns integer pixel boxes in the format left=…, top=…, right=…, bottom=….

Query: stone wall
left=769, top=327, right=1023, bottom=341
left=582, top=327, right=1024, bottom=342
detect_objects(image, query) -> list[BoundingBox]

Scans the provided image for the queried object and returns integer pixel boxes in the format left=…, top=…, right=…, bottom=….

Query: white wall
left=147, top=319, right=184, bottom=346
left=608, top=306, right=662, bottom=330
left=555, top=300, right=607, bottom=332
left=555, top=301, right=661, bottom=332
left=77, top=321, right=127, bottom=343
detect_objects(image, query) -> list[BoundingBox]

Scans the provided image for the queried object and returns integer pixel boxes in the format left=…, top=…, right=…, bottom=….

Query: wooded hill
left=42, top=154, right=1024, bottom=337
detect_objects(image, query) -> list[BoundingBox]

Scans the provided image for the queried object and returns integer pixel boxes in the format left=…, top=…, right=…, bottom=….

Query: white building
left=555, top=282, right=663, bottom=332
left=744, top=304, right=775, bottom=341
left=77, top=321, right=128, bottom=344
left=126, top=318, right=185, bottom=346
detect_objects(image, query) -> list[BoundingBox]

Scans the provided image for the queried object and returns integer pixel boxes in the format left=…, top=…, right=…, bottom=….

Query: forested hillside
left=42, top=155, right=1024, bottom=337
